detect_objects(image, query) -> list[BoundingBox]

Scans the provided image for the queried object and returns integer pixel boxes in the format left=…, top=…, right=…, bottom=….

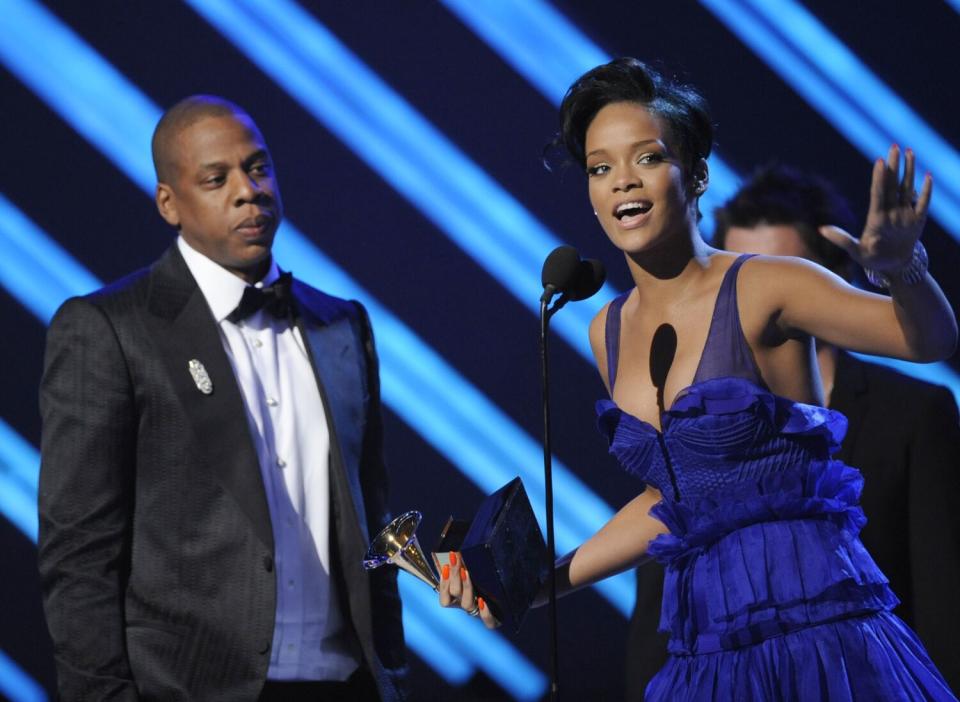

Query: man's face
left=723, top=223, right=815, bottom=260
left=156, top=113, right=282, bottom=282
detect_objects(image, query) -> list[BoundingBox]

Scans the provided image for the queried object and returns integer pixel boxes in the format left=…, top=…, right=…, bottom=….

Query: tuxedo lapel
left=143, top=246, right=273, bottom=549
left=294, top=286, right=371, bottom=543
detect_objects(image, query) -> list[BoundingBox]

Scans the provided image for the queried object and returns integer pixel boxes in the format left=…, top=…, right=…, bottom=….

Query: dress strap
left=691, top=254, right=766, bottom=387
left=604, top=290, right=632, bottom=392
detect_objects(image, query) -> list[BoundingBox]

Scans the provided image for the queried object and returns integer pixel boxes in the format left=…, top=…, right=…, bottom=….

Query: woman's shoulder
left=731, top=252, right=842, bottom=307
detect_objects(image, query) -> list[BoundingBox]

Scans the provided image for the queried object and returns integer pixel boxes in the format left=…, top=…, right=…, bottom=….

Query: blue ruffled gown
left=597, top=255, right=957, bottom=701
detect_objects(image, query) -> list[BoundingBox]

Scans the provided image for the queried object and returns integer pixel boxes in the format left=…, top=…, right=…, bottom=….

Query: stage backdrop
left=2, top=1, right=959, bottom=700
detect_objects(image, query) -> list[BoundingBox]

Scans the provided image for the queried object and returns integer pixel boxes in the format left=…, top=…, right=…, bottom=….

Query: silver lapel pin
left=188, top=359, right=213, bottom=395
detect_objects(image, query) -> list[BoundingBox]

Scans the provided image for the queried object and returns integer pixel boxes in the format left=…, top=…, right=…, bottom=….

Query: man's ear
left=155, top=183, right=180, bottom=228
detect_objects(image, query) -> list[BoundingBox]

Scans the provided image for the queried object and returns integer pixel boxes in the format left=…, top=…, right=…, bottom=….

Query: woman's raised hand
left=819, top=144, right=932, bottom=275
left=437, top=552, right=501, bottom=629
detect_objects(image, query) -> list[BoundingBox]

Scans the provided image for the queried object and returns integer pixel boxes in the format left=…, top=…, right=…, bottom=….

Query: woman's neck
left=625, top=230, right=716, bottom=302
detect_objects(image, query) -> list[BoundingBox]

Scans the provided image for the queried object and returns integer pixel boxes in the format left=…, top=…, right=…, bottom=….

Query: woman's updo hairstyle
left=558, top=58, right=713, bottom=182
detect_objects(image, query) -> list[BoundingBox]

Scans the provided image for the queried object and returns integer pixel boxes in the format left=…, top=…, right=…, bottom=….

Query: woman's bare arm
left=755, top=147, right=956, bottom=362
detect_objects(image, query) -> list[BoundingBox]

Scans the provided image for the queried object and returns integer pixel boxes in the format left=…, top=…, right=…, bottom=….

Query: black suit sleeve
left=907, top=385, right=960, bottom=693
left=353, top=301, right=408, bottom=678
left=38, top=298, right=139, bottom=701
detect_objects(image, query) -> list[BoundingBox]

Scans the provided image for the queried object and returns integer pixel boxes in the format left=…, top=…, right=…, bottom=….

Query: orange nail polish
left=442, top=564, right=450, bottom=581
left=450, top=552, right=457, bottom=566
left=460, top=567, right=467, bottom=581
left=478, top=597, right=486, bottom=611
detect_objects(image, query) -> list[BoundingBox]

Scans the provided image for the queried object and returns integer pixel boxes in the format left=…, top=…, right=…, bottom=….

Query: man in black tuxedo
left=625, top=164, right=960, bottom=698
left=38, top=96, right=407, bottom=701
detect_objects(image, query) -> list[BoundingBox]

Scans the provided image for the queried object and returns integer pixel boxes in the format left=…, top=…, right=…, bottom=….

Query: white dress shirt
left=177, top=237, right=359, bottom=681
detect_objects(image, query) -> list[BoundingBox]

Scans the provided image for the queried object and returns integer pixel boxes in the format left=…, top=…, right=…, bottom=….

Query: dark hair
left=558, top=58, right=713, bottom=180
left=151, top=95, right=256, bottom=184
left=713, top=164, right=856, bottom=276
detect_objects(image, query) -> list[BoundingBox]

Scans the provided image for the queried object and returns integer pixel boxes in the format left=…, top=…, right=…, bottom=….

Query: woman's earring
left=593, top=210, right=598, bottom=217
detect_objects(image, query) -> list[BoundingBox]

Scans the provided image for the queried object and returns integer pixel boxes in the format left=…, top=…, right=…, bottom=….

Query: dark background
left=3, top=1, right=958, bottom=700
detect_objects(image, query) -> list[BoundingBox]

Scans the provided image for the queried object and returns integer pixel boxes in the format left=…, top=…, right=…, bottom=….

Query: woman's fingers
left=438, top=562, right=456, bottom=607
left=459, top=562, right=475, bottom=613
left=437, top=552, right=501, bottom=627
left=884, top=144, right=900, bottom=210
left=477, top=597, right=500, bottom=629
left=916, top=171, right=933, bottom=220
left=900, top=148, right=916, bottom=206
left=869, top=156, right=886, bottom=214
left=446, top=552, right=463, bottom=603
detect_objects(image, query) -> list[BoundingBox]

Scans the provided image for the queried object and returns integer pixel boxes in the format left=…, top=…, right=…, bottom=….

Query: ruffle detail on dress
left=644, top=612, right=958, bottom=702
left=668, top=377, right=847, bottom=453
left=596, top=397, right=635, bottom=440
left=647, top=459, right=866, bottom=565
left=646, top=462, right=899, bottom=655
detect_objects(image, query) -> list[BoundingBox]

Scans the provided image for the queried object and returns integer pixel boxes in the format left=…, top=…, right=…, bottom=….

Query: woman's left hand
left=819, top=144, right=932, bottom=274
left=437, top=552, right=501, bottom=629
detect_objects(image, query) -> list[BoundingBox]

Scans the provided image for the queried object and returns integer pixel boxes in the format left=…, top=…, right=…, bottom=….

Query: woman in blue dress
left=440, top=58, right=958, bottom=700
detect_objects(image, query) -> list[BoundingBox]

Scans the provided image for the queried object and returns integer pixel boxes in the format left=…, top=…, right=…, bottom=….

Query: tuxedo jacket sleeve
left=39, top=293, right=140, bottom=701
left=38, top=247, right=407, bottom=701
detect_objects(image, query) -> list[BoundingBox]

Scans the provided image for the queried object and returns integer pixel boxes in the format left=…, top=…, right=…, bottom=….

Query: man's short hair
left=151, top=95, right=252, bottom=184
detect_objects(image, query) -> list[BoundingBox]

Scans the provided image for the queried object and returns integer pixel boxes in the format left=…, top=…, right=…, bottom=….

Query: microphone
left=540, top=246, right=581, bottom=303
left=568, top=257, right=606, bottom=301
left=540, top=246, right=606, bottom=304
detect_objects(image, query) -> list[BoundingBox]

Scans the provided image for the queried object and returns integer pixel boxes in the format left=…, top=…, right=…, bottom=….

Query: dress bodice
left=596, top=254, right=847, bottom=503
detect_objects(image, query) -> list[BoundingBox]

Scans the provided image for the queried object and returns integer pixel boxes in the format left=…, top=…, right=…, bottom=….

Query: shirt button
left=277, top=458, right=287, bottom=468
left=252, top=338, right=263, bottom=348
left=287, top=579, right=295, bottom=588
left=266, top=397, right=278, bottom=407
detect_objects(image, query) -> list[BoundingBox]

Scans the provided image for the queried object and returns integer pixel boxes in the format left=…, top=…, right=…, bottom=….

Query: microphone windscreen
left=541, top=246, right=581, bottom=291
left=569, top=258, right=606, bottom=300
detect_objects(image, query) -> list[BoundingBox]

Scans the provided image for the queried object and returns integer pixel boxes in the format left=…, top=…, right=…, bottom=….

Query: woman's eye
left=587, top=164, right=609, bottom=177
left=638, top=152, right=664, bottom=165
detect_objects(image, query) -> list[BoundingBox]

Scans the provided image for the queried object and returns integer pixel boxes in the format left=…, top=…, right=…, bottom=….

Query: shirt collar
left=177, top=236, right=281, bottom=323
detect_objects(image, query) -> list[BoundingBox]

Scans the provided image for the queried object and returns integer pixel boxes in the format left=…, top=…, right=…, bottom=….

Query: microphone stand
left=540, top=290, right=569, bottom=702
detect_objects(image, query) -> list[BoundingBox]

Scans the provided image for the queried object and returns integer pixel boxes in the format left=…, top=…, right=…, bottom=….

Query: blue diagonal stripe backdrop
left=1, top=0, right=958, bottom=699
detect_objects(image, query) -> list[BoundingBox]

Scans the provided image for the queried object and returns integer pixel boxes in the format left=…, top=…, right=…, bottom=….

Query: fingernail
left=460, top=567, right=467, bottom=581
left=449, top=552, right=457, bottom=566
left=442, top=565, right=450, bottom=581
left=478, top=597, right=486, bottom=611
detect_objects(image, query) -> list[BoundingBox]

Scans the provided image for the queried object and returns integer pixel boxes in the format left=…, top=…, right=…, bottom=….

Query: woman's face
left=584, top=101, right=694, bottom=256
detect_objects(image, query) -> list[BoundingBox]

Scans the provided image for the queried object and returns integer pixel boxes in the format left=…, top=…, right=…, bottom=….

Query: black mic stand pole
left=540, top=290, right=569, bottom=702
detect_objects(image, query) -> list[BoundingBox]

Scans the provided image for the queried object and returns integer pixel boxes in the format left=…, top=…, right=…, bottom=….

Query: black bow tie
left=227, top=272, right=294, bottom=323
